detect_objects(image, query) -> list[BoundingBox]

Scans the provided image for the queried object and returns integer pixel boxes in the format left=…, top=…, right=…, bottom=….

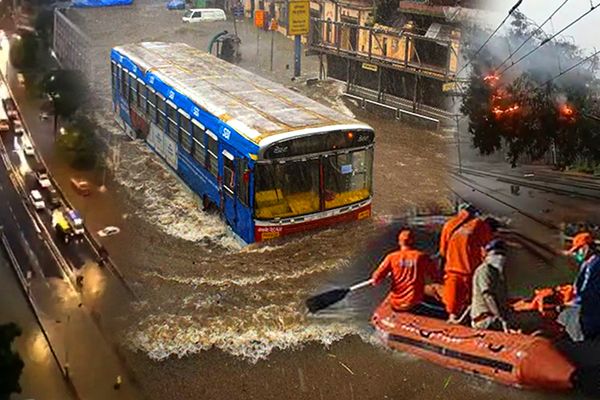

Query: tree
left=0, top=323, right=24, bottom=399
left=56, top=115, right=98, bottom=169
left=42, top=69, right=87, bottom=136
left=9, top=31, right=39, bottom=71
left=460, top=11, right=600, bottom=168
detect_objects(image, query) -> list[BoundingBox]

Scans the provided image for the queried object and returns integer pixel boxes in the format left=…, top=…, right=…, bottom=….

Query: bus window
left=206, top=130, right=219, bottom=177
left=254, top=159, right=320, bottom=219
left=157, top=95, right=167, bottom=131
left=191, top=120, right=206, bottom=165
left=147, top=90, right=156, bottom=122
left=166, top=101, right=179, bottom=141
left=323, top=148, right=373, bottom=210
left=120, top=68, right=128, bottom=100
left=111, top=62, right=117, bottom=94
left=136, top=80, right=143, bottom=109
left=236, top=158, right=250, bottom=206
left=129, top=75, right=137, bottom=107
left=223, top=152, right=234, bottom=195
left=179, top=112, right=193, bottom=154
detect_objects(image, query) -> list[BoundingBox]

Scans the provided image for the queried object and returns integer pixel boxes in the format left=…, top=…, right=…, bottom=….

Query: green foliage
left=42, top=69, right=87, bottom=121
left=56, top=115, right=98, bottom=169
left=9, top=32, right=39, bottom=71
left=460, top=11, right=600, bottom=168
left=0, top=323, right=24, bottom=399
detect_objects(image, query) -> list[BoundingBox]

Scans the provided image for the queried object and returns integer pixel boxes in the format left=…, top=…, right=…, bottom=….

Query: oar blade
left=306, top=288, right=350, bottom=313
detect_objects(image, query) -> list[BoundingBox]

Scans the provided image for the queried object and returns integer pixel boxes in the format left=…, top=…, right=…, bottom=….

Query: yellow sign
left=288, top=1, right=310, bottom=36
left=254, top=10, right=266, bottom=28
left=361, top=63, right=378, bottom=72
left=442, top=81, right=459, bottom=92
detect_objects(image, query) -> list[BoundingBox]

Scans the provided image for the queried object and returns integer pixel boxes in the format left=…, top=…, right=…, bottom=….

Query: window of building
left=207, top=131, right=219, bottom=177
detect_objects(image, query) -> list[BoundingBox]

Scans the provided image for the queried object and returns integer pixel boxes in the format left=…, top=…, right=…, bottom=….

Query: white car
left=17, top=73, right=25, bottom=86
left=22, top=137, right=34, bottom=156
left=97, top=226, right=120, bottom=237
left=182, top=8, right=226, bottom=23
left=13, top=119, right=23, bottom=135
left=29, top=189, right=45, bottom=210
left=37, top=172, right=51, bottom=188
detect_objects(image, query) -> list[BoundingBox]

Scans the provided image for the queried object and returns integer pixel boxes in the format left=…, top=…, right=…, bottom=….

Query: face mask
left=574, top=248, right=587, bottom=264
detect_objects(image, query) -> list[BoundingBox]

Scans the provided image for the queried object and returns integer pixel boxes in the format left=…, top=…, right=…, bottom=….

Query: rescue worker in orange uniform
left=438, top=204, right=495, bottom=322
left=371, top=230, right=445, bottom=318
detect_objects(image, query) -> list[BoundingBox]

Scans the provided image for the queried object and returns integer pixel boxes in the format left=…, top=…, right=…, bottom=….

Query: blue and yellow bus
left=111, top=42, right=375, bottom=243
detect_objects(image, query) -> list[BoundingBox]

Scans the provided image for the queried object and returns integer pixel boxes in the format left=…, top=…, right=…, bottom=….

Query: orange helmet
left=568, top=232, right=594, bottom=254
left=398, top=229, right=414, bottom=246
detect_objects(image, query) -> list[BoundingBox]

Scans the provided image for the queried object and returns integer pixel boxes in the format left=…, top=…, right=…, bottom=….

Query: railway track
left=454, top=166, right=600, bottom=201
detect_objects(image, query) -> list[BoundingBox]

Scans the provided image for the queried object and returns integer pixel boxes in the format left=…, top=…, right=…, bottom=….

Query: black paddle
left=306, top=279, right=373, bottom=313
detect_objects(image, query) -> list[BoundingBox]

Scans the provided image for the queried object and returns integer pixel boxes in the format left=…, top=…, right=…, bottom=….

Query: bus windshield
left=254, top=148, right=373, bottom=219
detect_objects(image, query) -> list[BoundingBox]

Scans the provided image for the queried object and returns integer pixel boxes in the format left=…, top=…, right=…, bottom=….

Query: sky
left=486, top=0, right=600, bottom=52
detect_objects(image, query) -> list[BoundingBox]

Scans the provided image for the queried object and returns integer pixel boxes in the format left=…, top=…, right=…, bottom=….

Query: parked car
left=182, top=8, right=226, bottom=23
left=97, top=226, right=120, bottom=237
left=36, top=170, right=51, bottom=188
left=13, top=119, right=24, bottom=136
left=17, top=73, right=25, bottom=86
left=71, top=178, right=91, bottom=196
left=21, top=136, right=34, bottom=156
left=29, top=189, right=45, bottom=210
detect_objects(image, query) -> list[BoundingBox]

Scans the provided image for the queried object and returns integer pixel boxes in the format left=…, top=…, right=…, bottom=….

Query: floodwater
left=45, top=2, right=591, bottom=400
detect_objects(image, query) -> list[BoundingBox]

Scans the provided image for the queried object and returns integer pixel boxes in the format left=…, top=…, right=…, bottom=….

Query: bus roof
left=112, top=42, right=371, bottom=146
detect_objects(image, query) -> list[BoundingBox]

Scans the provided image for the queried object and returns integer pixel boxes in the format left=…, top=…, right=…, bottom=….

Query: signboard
left=254, top=10, right=266, bottom=28
left=361, top=62, right=378, bottom=72
left=232, top=4, right=244, bottom=18
left=287, top=0, right=309, bottom=36
left=442, top=81, right=467, bottom=96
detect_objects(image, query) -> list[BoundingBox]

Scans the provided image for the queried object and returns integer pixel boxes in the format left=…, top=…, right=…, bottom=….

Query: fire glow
left=492, top=104, right=520, bottom=117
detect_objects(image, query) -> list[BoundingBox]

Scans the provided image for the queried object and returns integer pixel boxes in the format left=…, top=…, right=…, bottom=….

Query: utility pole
left=270, top=19, right=275, bottom=71
left=454, top=114, right=463, bottom=174
left=294, top=35, right=301, bottom=77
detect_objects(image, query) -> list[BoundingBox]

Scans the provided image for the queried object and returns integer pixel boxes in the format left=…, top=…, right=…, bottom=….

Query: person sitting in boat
left=438, top=204, right=495, bottom=323
left=371, top=229, right=445, bottom=318
left=470, top=239, right=509, bottom=332
left=558, top=232, right=600, bottom=341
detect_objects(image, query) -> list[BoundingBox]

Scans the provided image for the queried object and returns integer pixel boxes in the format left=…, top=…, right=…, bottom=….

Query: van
left=182, top=8, right=226, bottom=23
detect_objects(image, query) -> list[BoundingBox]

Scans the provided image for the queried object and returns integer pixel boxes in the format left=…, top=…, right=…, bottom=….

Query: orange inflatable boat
left=371, top=298, right=576, bottom=390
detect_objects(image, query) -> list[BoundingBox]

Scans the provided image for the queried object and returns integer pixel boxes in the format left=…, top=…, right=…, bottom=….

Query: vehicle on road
left=36, top=169, right=51, bottom=188
left=21, top=136, right=34, bottom=156
left=3, top=97, right=18, bottom=119
left=0, top=107, right=9, bottom=133
left=65, top=209, right=85, bottom=235
left=17, top=73, right=25, bottom=86
left=29, top=189, right=45, bottom=210
left=182, top=8, right=226, bottom=22
left=71, top=178, right=91, bottom=196
left=52, top=209, right=72, bottom=243
left=13, top=119, right=24, bottom=136
left=47, top=186, right=61, bottom=209
left=97, top=226, right=120, bottom=237
left=111, top=42, right=374, bottom=243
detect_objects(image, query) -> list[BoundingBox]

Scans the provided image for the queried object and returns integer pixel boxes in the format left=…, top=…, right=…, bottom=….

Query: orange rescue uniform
left=439, top=213, right=493, bottom=315
left=371, top=247, right=438, bottom=311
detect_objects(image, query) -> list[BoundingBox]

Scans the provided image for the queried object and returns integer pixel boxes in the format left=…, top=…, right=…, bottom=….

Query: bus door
left=221, top=150, right=238, bottom=227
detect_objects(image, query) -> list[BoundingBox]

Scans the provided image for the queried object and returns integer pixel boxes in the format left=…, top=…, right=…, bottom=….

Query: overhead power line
left=455, top=0, right=523, bottom=77
left=495, top=0, right=570, bottom=71
left=497, top=2, right=599, bottom=77
left=537, top=48, right=600, bottom=88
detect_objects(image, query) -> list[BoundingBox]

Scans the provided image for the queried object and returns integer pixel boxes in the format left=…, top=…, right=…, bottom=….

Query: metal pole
left=270, top=29, right=274, bottom=71
left=256, top=27, right=260, bottom=58
left=455, top=115, right=462, bottom=174
left=294, top=34, right=301, bottom=77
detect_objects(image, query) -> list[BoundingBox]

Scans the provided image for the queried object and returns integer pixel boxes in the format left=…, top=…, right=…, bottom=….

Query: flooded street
left=18, top=1, right=588, bottom=399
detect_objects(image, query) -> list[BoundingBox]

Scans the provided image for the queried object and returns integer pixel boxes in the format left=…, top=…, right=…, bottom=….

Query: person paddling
left=371, top=229, right=445, bottom=318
